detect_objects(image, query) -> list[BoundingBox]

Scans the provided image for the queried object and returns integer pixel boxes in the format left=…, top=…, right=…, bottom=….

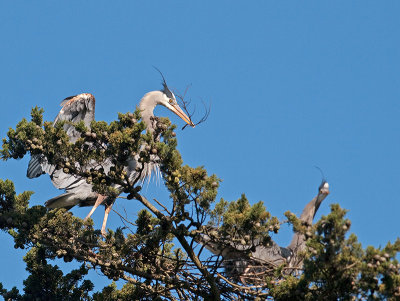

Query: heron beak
left=167, top=103, right=195, bottom=128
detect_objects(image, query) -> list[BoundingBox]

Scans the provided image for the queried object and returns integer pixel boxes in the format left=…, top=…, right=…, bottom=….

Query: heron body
left=286, top=181, right=330, bottom=270
left=27, top=79, right=194, bottom=236
left=197, top=181, right=330, bottom=282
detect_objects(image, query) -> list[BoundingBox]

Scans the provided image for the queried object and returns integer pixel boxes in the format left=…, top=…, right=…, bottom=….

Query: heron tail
left=45, top=192, right=78, bottom=210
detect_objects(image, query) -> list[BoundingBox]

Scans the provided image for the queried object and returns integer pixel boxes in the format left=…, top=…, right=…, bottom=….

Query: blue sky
left=0, top=1, right=399, bottom=293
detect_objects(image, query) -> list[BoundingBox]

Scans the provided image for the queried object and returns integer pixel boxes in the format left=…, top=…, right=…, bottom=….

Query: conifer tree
left=1, top=108, right=399, bottom=300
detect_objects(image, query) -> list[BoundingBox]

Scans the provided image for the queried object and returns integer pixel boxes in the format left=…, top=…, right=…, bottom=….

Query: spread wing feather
left=26, top=93, right=96, bottom=180
left=54, top=93, right=96, bottom=143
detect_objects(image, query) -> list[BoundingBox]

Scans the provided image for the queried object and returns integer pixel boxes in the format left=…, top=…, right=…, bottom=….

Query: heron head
left=155, top=69, right=195, bottom=128
left=159, top=90, right=194, bottom=128
left=318, top=181, right=330, bottom=195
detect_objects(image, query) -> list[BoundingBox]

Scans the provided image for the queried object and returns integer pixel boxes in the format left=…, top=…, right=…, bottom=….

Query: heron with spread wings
left=27, top=77, right=194, bottom=236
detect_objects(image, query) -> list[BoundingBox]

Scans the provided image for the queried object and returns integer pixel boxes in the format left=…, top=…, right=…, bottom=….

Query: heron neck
left=139, top=91, right=160, bottom=132
left=287, top=190, right=328, bottom=251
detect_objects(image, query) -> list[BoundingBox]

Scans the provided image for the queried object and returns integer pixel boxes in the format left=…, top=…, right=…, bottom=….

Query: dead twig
left=174, top=85, right=211, bottom=129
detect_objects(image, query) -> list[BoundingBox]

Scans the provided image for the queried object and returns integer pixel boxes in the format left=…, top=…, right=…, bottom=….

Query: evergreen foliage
left=1, top=108, right=399, bottom=300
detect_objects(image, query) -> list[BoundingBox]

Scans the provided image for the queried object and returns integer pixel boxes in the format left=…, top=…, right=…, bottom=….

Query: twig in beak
left=175, top=85, right=211, bottom=130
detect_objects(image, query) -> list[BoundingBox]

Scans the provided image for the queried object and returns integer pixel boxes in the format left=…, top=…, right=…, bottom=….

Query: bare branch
left=153, top=198, right=171, bottom=215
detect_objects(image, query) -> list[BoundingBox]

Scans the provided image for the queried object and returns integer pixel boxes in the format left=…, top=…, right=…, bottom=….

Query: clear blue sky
left=1, top=1, right=399, bottom=293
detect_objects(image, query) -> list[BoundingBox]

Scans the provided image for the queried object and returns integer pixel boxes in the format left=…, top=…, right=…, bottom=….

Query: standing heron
left=286, top=180, right=329, bottom=269
left=196, top=180, right=330, bottom=282
left=27, top=77, right=194, bottom=236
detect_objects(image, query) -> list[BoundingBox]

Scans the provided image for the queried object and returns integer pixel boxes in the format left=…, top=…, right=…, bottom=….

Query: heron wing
left=50, top=169, right=86, bottom=190
left=27, top=154, right=56, bottom=178
left=54, top=93, right=96, bottom=143
left=27, top=93, right=96, bottom=179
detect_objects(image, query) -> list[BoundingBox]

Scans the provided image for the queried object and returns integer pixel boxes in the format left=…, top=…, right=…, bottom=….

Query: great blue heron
left=196, top=181, right=330, bottom=283
left=27, top=78, right=194, bottom=236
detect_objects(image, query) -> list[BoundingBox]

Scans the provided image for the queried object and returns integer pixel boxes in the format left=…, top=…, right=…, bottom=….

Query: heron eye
left=169, top=99, right=174, bottom=104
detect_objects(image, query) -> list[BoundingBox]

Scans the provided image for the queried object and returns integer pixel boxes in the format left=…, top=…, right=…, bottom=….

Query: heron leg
left=101, top=201, right=114, bottom=237
left=83, top=194, right=107, bottom=221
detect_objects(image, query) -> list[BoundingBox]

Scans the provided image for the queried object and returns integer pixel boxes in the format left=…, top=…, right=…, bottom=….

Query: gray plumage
left=27, top=93, right=98, bottom=210
left=196, top=181, right=330, bottom=282
left=27, top=156, right=47, bottom=178
left=27, top=81, right=194, bottom=236
left=286, top=181, right=329, bottom=270
left=27, top=93, right=95, bottom=180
